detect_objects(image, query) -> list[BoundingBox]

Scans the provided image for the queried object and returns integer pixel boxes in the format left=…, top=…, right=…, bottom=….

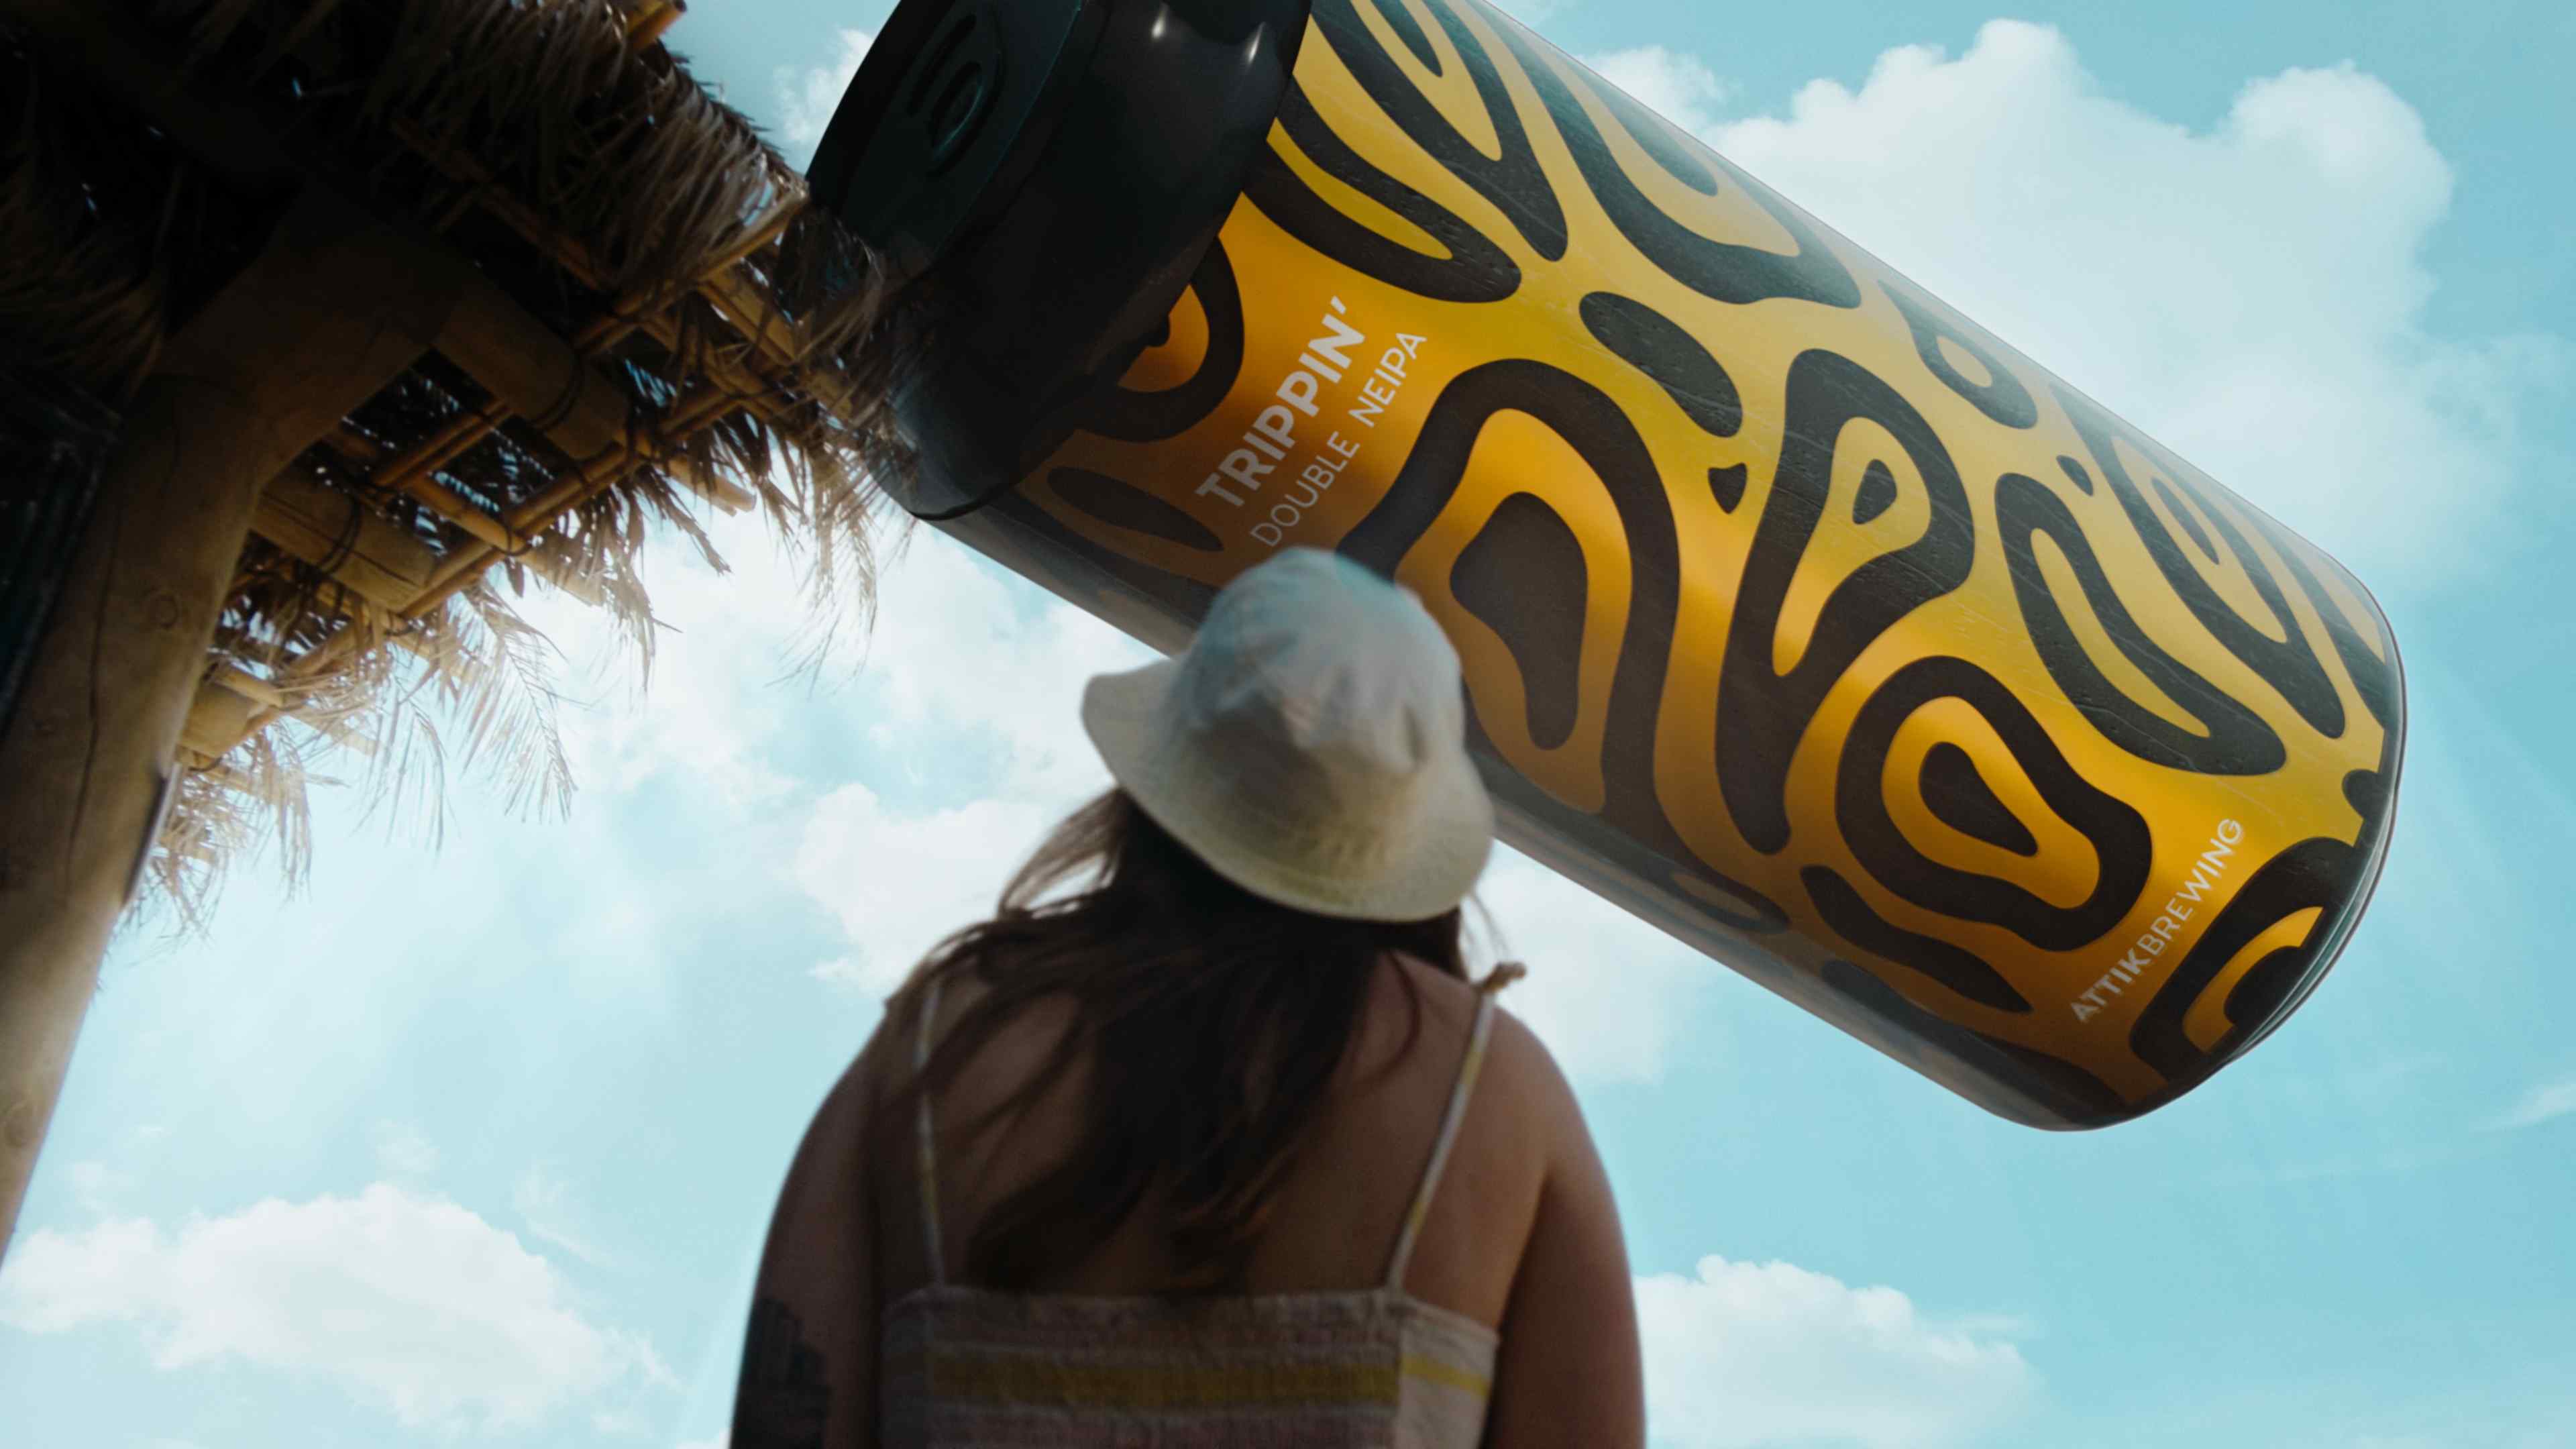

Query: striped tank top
left=880, top=972, right=1511, bottom=1446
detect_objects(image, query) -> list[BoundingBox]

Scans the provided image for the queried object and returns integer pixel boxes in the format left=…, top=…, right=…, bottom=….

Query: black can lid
left=805, top=0, right=1309, bottom=519
left=807, top=0, right=1103, bottom=290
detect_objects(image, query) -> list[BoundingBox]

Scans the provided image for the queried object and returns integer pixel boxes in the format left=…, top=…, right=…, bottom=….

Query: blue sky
left=7, top=3, right=2574, bottom=1446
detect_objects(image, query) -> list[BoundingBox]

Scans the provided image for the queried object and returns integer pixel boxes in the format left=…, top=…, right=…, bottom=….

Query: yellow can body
left=926, top=0, right=2400, bottom=1126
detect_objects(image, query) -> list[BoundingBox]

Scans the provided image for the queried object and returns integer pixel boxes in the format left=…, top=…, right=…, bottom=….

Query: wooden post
left=0, top=186, right=461, bottom=1260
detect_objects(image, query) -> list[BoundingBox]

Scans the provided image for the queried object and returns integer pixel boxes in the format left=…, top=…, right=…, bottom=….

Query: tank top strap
left=913, top=973, right=947, bottom=1287
left=1383, top=979, right=1507, bottom=1293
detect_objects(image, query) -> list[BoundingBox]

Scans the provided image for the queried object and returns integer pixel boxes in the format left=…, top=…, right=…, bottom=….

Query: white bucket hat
left=1079, top=547, right=1495, bottom=922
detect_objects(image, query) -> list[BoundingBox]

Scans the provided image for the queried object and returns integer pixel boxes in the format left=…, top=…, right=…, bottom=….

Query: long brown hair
left=873, top=788, right=1478, bottom=1295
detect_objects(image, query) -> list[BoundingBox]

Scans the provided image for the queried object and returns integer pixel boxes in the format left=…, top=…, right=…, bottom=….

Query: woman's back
left=736, top=554, right=1643, bottom=1447
left=852, top=951, right=1642, bottom=1447
left=879, top=953, right=1529, bottom=1316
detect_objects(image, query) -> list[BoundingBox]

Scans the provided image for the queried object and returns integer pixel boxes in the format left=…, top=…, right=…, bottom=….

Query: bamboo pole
left=410, top=370, right=753, bottom=604
left=176, top=675, right=265, bottom=761
left=431, top=263, right=642, bottom=476
left=0, top=186, right=459, bottom=1260
left=389, top=122, right=865, bottom=425
left=253, top=470, right=440, bottom=612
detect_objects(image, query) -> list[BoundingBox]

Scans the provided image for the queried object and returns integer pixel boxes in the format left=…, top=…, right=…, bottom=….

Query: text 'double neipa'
left=809, top=0, right=2404, bottom=1128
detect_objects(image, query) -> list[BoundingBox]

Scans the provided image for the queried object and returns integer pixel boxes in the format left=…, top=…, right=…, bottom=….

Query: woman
left=733, top=548, right=1645, bottom=1447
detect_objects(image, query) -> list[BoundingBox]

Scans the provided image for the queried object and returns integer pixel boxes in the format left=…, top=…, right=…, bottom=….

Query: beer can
left=808, top=0, right=2405, bottom=1128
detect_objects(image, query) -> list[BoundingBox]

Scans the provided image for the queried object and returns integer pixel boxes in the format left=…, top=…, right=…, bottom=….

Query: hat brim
left=1080, top=660, right=1495, bottom=922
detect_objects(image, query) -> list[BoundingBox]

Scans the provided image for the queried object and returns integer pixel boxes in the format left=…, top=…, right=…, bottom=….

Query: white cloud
left=370, top=1121, right=439, bottom=1177
left=65, top=1159, right=135, bottom=1216
left=1580, top=46, right=1732, bottom=134
left=1667, top=19, right=2563, bottom=589
left=790, top=533, right=1151, bottom=998
left=800, top=785, right=1055, bottom=998
left=0, top=1183, right=669, bottom=1432
left=541, top=492, right=1146, bottom=881
left=773, top=29, right=875, bottom=159
left=1635, top=1256, right=2037, bottom=1448
left=514, top=1164, right=619, bottom=1270
left=844, top=529, right=1155, bottom=803
left=2487, top=1076, right=2576, bottom=1132
left=676, top=1434, right=729, bottom=1449
left=531, top=508, right=830, bottom=811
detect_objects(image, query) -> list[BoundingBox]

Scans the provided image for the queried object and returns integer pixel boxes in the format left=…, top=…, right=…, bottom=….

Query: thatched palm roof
left=3, top=0, right=912, bottom=924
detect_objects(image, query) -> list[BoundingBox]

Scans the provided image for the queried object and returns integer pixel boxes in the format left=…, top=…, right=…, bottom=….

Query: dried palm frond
left=7, top=0, right=920, bottom=928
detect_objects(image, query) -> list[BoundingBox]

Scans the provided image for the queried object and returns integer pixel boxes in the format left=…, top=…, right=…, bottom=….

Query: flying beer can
left=806, top=0, right=2405, bottom=1128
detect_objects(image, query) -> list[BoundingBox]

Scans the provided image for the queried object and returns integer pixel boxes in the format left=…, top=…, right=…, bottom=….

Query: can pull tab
left=904, top=1, right=1003, bottom=173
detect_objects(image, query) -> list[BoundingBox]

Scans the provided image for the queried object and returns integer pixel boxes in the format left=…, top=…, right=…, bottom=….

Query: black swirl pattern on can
left=1013, top=0, right=2402, bottom=1126
left=1717, top=349, right=1976, bottom=857
left=2055, top=386, right=2347, bottom=739
left=1803, top=866, right=2031, bottom=1013
left=1475, top=1, right=1862, bottom=309
left=1310, top=0, right=1569, bottom=262
left=1341, top=358, right=1788, bottom=933
left=1049, top=468, right=1225, bottom=553
left=1835, top=655, right=2153, bottom=952
left=1243, top=83, right=1521, bottom=303
left=1580, top=291, right=1744, bottom=437
left=1995, top=470, right=2287, bottom=773
left=1080, top=239, right=1248, bottom=443
left=1816, top=958, right=2129, bottom=1126
left=1451, top=491, right=1587, bottom=751
left=1884, top=278, right=2039, bottom=431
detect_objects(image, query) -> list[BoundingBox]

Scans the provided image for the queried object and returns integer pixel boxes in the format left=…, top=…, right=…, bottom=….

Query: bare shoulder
left=1479, top=998, right=1587, bottom=1154
left=1370, top=955, right=1570, bottom=1096
left=1483, top=997, right=1553, bottom=1072
left=1475, top=1000, right=1645, bottom=1446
